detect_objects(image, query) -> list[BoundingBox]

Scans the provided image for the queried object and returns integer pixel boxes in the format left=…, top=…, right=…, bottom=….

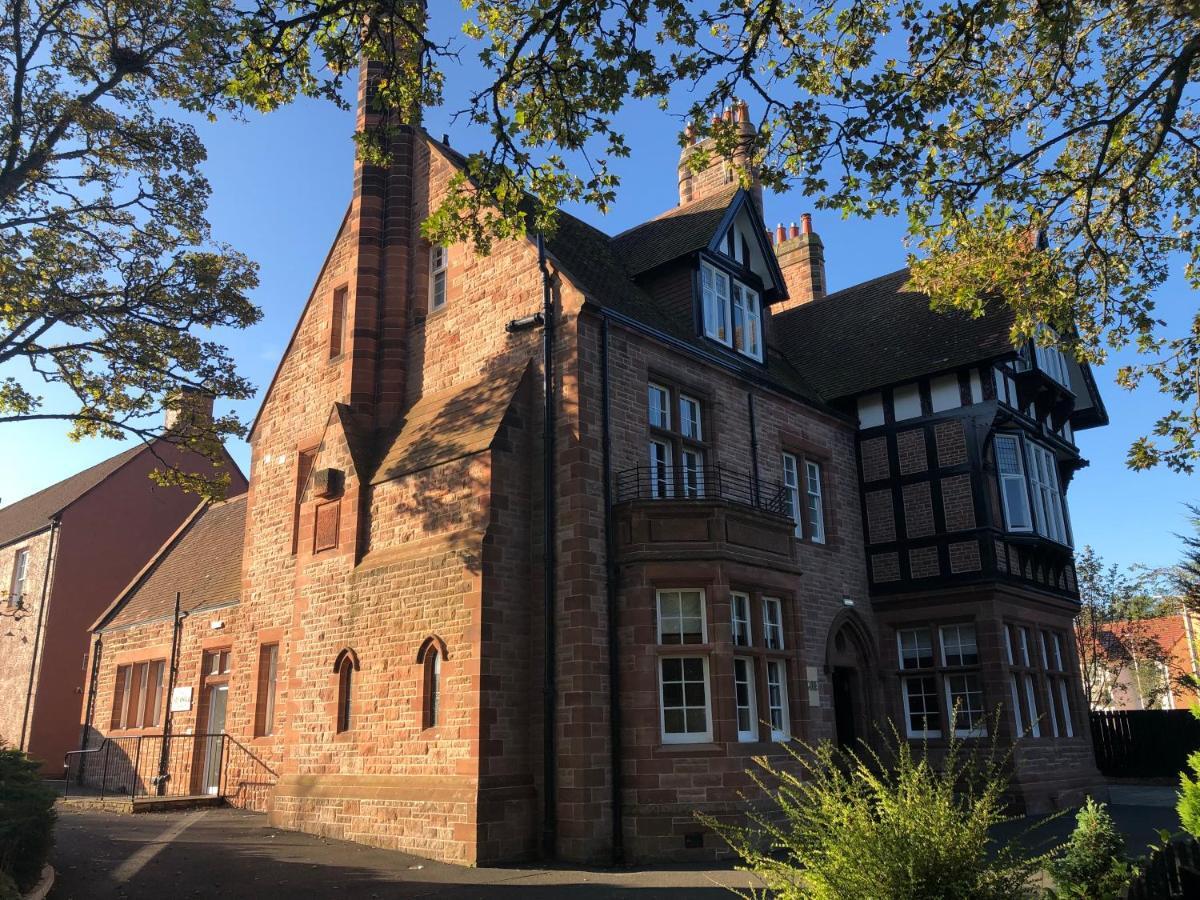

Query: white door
left=201, top=685, right=228, bottom=795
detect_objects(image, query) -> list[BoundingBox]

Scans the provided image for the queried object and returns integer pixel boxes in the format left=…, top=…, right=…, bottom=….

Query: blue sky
left=0, top=19, right=1196, bottom=574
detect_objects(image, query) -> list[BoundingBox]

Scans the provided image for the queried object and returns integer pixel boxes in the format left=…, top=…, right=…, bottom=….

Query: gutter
left=20, top=517, right=59, bottom=751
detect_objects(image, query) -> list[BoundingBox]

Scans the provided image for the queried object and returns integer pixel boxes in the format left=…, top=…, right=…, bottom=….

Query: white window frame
left=648, top=384, right=671, bottom=429
left=9, top=548, right=29, bottom=606
left=995, top=433, right=1033, bottom=533
left=656, top=589, right=707, bottom=645
left=649, top=440, right=673, bottom=499
left=1026, top=441, right=1070, bottom=545
left=734, top=657, right=758, bottom=742
left=944, top=672, right=988, bottom=737
left=730, top=592, right=751, bottom=648
left=658, top=656, right=713, bottom=744
left=680, top=447, right=705, bottom=498
left=782, top=453, right=802, bottom=538
left=765, top=659, right=790, bottom=741
left=700, top=262, right=763, bottom=362
left=805, top=460, right=826, bottom=544
left=1009, top=673, right=1025, bottom=738
left=897, top=627, right=934, bottom=671
left=1023, top=673, right=1042, bottom=738
left=939, top=624, right=978, bottom=668
left=763, top=597, right=784, bottom=650
left=1057, top=679, right=1075, bottom=737
left=901, top=675, right=942, bottom=738
left=429, top=245, right=448, bottom=311
left=679, top=395, right=702, bottom=440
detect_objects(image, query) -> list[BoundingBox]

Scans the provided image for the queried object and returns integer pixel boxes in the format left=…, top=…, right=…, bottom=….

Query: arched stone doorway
left=825, top=611, right=876, bottom=752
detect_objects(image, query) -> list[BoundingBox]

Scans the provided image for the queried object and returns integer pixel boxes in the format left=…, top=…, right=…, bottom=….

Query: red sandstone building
left=82, top=69, right=1109, bottom=865
left=0, top=430, right=245, bottom=773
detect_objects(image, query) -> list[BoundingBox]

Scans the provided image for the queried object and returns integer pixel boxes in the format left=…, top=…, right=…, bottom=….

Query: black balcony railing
left=614, top=464, right=792, bottom=518
left=62, top=733, right=277, bottom=810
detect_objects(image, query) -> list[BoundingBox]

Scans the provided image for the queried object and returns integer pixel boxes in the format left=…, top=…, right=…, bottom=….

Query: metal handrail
left=62, top=732, right=277, bottom=804
left=614, top=464, right=793, bottom=518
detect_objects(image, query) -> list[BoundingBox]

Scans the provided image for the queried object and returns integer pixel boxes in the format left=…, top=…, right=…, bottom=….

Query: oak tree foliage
left=5, top=0, right=1200, bottom=492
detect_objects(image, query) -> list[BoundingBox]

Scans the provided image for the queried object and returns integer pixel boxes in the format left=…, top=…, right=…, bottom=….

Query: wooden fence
left=1090, top=709, right=1200, bottom=778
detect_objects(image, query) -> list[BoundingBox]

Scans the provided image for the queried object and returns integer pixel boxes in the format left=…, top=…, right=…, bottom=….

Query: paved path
left=50, top=807, right=759, bottom=899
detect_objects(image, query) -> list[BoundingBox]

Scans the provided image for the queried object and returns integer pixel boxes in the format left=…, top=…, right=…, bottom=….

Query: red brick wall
left=0, top=528, right=54, bottom=751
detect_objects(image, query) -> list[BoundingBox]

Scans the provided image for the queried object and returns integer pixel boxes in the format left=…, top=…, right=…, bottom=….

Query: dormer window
left=1033, top=328, right=1072, bottom=389
left=701, top=262, right=762, bottom=362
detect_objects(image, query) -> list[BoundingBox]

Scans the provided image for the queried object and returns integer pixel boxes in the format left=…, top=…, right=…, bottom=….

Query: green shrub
left=701, top=726, right=1050, bottom=900
left=0, top=744, right=56, bottom=892
left=1046, top=799, right=1130, bottom=898
left=1178, top=706, right=1200, bottom=837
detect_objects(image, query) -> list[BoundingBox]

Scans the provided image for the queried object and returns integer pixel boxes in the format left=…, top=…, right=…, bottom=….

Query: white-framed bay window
left=1026, top=441, right=1070, bottom=545
left=897, top=627, right=940, bottom=737
left=896, top=622, right=987, bottom=738
left=657, top=589, right=711, bottom=744
left=995, top=432, right=1071, bottom=545
left=995, top=434, right=1033, bottom=533
left=700, top=261, right=762, bottom=361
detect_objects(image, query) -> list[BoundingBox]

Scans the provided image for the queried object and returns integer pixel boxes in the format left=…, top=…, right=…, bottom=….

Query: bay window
left=701, top=262, right=762, bottom=361
left=1027, top=442, right=1070, bottom=544
left=896, top=622, right=987, bottom=739
left=995, top=433, right=1071, bottom=545
left=1004, top=622, right=1075, bottom=739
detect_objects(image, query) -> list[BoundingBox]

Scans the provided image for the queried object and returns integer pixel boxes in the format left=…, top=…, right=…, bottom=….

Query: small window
left=782, top=453, right=802, bottom=538
left=658, top=590, right=706, bottom=645
left=730, top=282, right=762, bottom=361
left=939, top=624, right=979, bottom=667
left=424, top=649, right=442, bottom=729
left=679, top=395, right=702, bottom=440
left=659, top=657, right=712, bottom=743
left=1017, top=627, right=1031, bottom=667
left=733, top=657, right=757, bottom=742
left=1027, top=442, right=1070, bottom=545
left=995, top=434, right=1033, bottom=532
left=648, top=384, right=671, bottom=429
left=969, top=370, right=984, bottom=405
left=902, top=675, right=941, bottom=737
left=336, top=653, right=355, bottom=733
left=1009, top=674, right=1025, bottom=737
left=700, top=262, right=762, bottom=362
left=701, top=264, right=730, bottom=344
left=649, top=440, right=673, bottom=499
left=730, top=592, right=751, bottom=647
left=8, top=548, right=29, bottom=607
left=897, top=628, right=934, bottom=670
left=254, top=644, right=279, bottom=737
left=945, top=673, right=987, bottom=737
left=765, top=660, right=790, bottom=740
left=680, top=447, right=705, bottom=498
left=204, top=649, right=231, bottom=675
left=763, top=598, right=784, bottom=650
left=805, top=461, right=826, bottom=544
left=429, top=245, right=448, bottom=311
left=329, top=286, right=348, bottom=358
left=1023, top=674, right=1042, bottom=738
left=892, top=383, right=922, bottom=420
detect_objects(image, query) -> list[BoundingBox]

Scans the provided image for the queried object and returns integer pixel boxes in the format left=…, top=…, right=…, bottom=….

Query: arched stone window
left=416, top=636, right=448, bottom=730
left=332, top=648, right=359, bottom=733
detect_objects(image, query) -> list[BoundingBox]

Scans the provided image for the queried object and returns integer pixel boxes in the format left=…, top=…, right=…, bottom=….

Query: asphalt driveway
left=49, top=807, right=757, bottom=899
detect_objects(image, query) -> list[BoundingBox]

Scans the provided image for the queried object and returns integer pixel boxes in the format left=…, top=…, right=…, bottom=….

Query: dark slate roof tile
left=772, top=268, right=1016, bottom=401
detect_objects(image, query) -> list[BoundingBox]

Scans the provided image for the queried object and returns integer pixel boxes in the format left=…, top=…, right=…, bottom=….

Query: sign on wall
left=170, top=686, right=193, bottom=712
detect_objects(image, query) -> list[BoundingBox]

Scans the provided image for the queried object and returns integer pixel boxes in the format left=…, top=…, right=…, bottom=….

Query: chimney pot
left=788, top=222, right=800, bottom=239
left=801, top=213, right=813, bottom=235
left=774, top=223, right=785, bottom=243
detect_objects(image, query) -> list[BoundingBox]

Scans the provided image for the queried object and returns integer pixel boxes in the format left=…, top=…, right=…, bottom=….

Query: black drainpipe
left=538, top=233, right=558, bottom=859
left=80, top=633, right=103, bottom=751
left=157, top=592, right=185, bottom=796
left=601, top=316, right=624, bottom=864
left=20, top=516, right=59, bottom=751
left=747, top=392, right=762, bottom=507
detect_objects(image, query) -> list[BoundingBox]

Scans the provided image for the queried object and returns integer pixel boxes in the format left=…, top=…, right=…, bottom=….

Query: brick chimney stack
left=163, top=386, right=215, bottom=433
left=677, top=100, right=763, bottom=213
left=771, top=212, right=826, bottom=311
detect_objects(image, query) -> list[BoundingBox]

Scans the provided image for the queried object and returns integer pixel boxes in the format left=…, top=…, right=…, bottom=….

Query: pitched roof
left=371, top=362, right=531, bottom=485
left=0, top=444, right=145, bottom=549
left=772, top=268, right=1017, bottom=401
left=610, top=186, right=740, bottom=276
left=97, top=494, right=247, bottom=631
